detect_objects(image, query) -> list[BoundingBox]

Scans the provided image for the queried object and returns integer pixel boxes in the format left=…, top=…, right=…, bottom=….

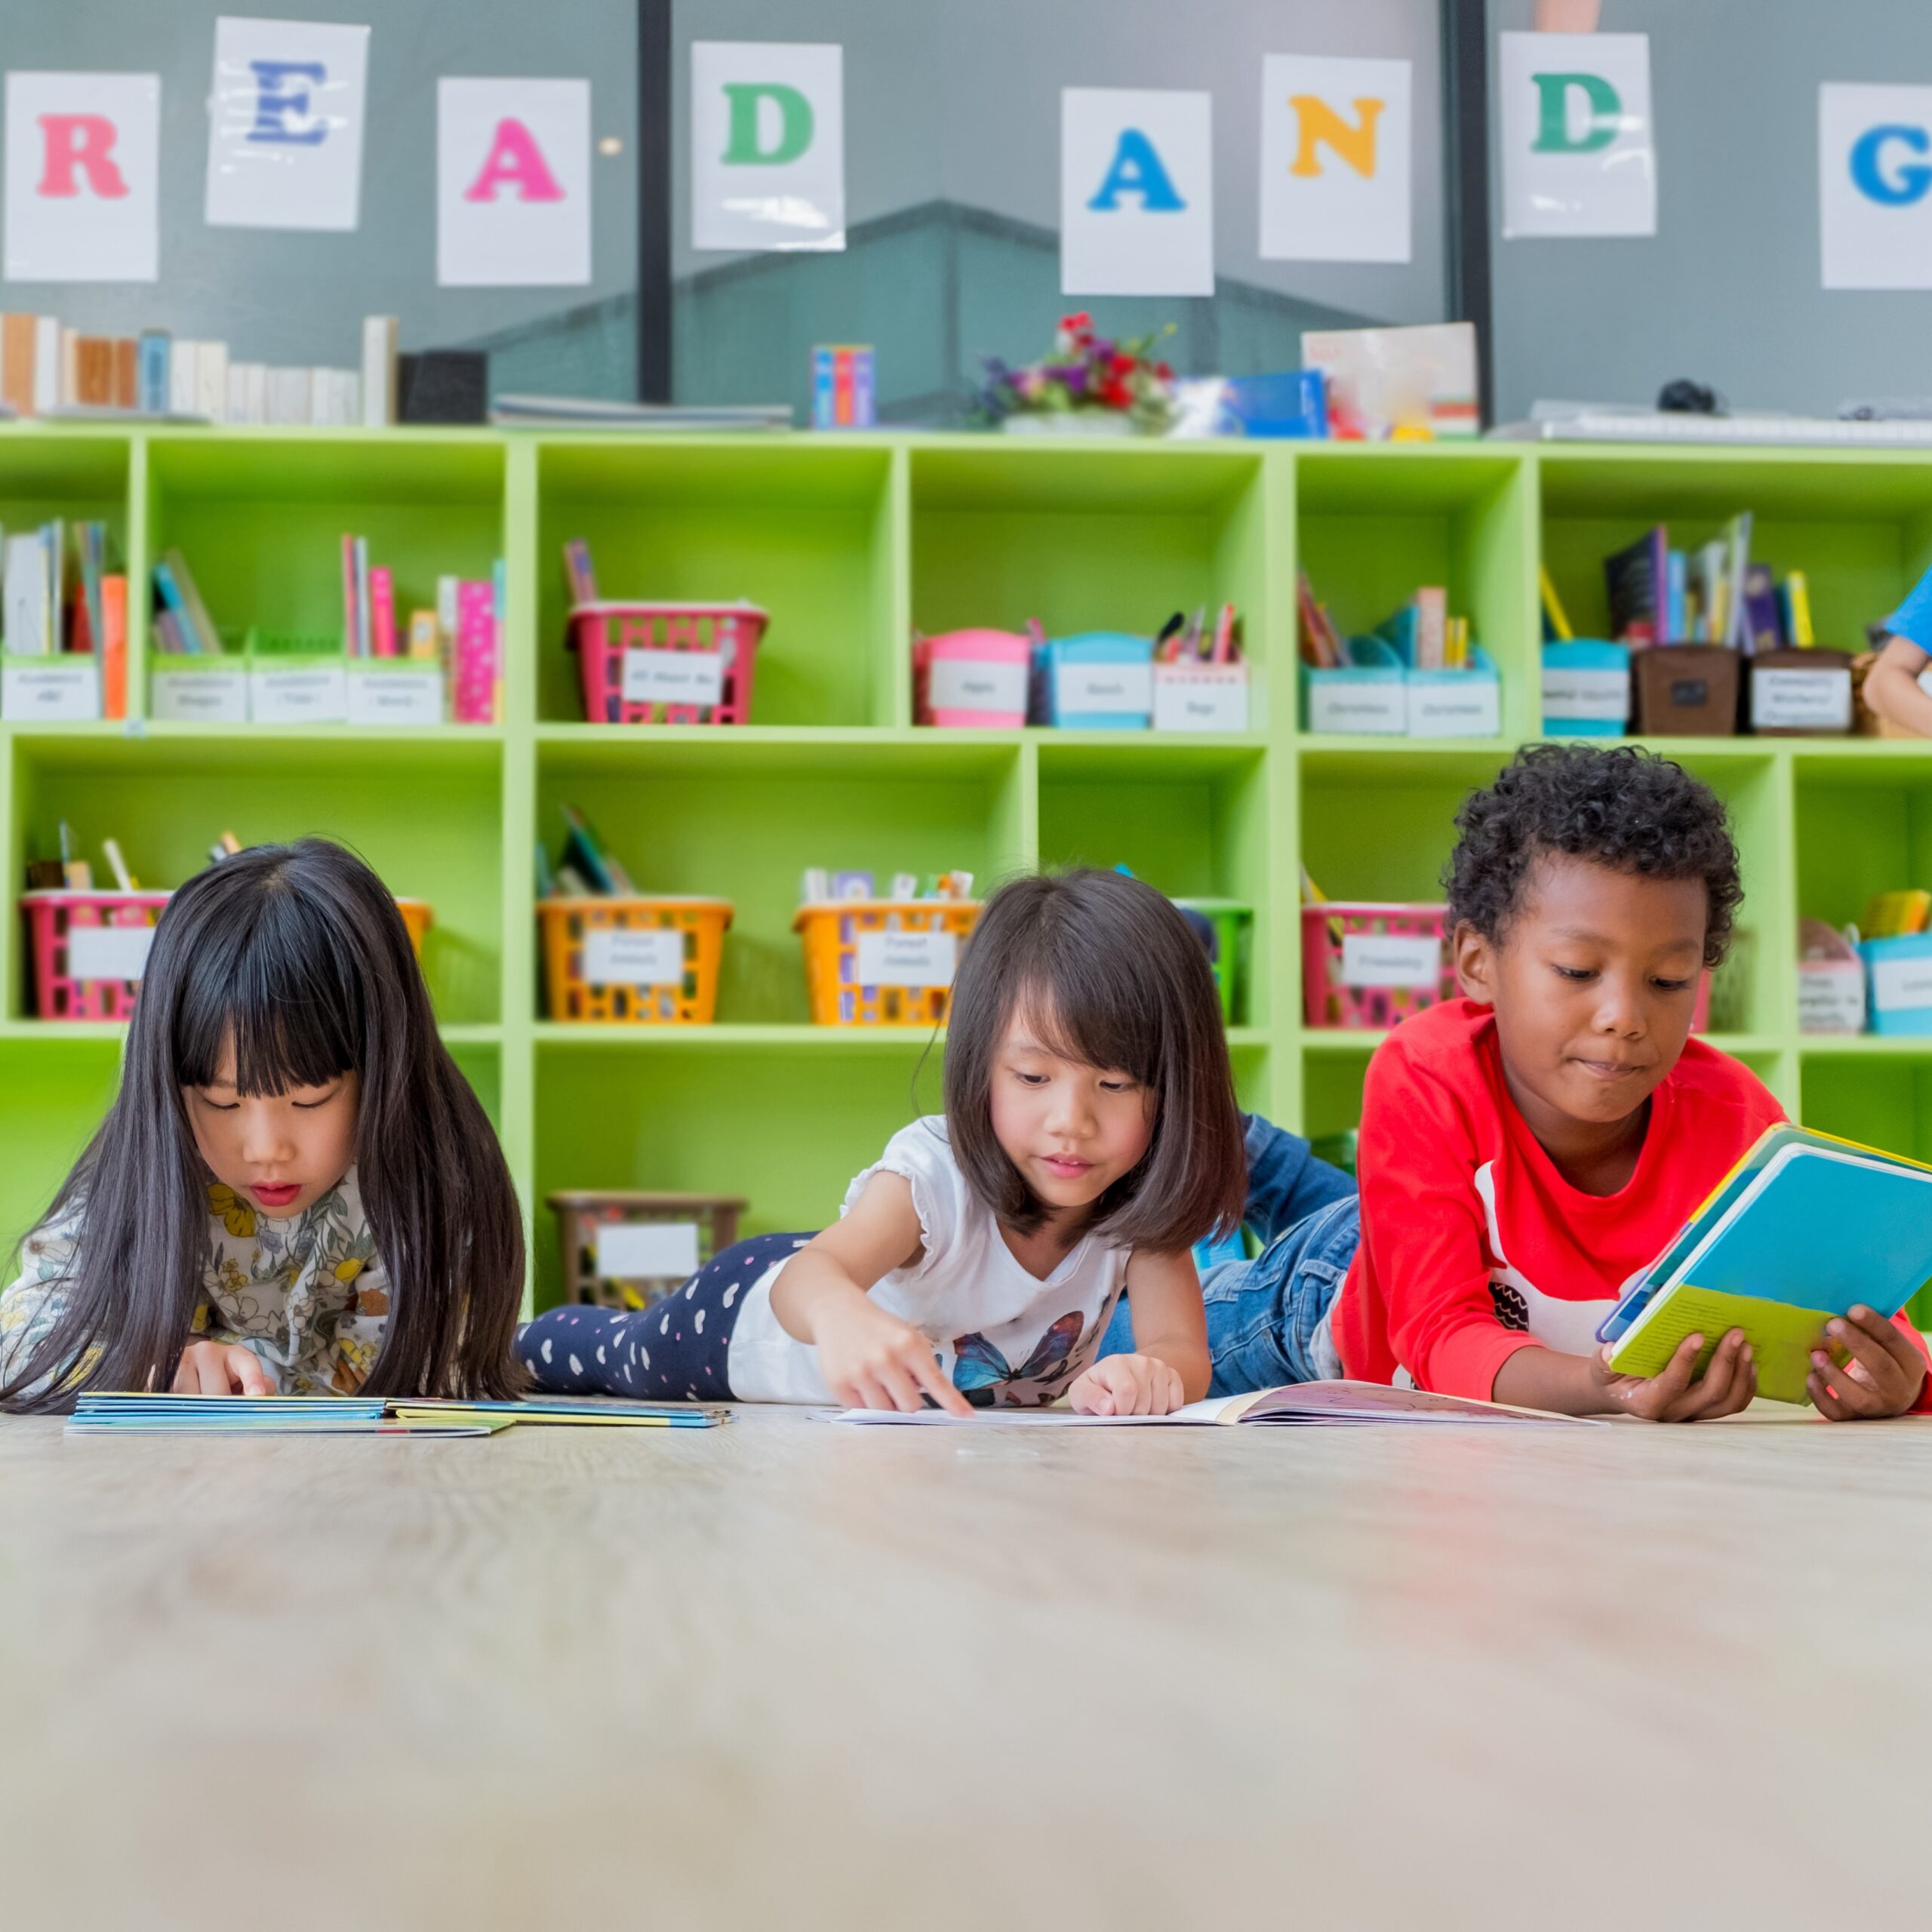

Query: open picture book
left=1598, top=1124, right=1932, bottom=1404
left=826, top=1381, right=1599, bottom=1426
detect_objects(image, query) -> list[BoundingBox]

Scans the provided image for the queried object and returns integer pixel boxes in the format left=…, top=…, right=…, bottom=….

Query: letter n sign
left=692, top=43, right=846, bottom=252
left=1498, top=32, right=1656, bottom=238
left=1259, top=54, right=1412, bottom=263
left=1820, top=83, right=1932, bottom=290
left=5, top=72, right=161, bottom=281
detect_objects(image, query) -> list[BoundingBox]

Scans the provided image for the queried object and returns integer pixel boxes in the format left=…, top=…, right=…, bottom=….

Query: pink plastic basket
left=914, top=628, right=1034, bottom=728
left=1301, top=903, right=1457, bottom=1030
left=23, top=890, right=171, bottom=1021
left=1301, top=901, right=1713, bottom=1032
left=568, top=601, right=767, bottom=725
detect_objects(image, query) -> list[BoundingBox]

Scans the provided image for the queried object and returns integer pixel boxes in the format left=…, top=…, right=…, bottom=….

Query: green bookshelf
left=5, top=424, right=1932, bottom=1312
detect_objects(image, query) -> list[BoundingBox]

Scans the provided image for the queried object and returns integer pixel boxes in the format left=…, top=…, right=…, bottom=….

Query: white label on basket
left=346, top=667, right=445, bottom=728
left=67, top=924, right=155, bottom=983
left=1542, top=666, right=1629, bottom=722
left=151, top=667, right=248, bottom=723
left=1308, top=681, right=1405, bottom=734
left=1752, top=668, right=1850, bottom=731
left=2, top=663, right=99, bottom=721
left=929, top=655, right=1029, bottom=717
left=596, top=1221, right=700, bottom=1280
left=1408, top=679, right=1500, bottom=739
left=856, top=928, right=957, bottom=988
left=1798, top=966, right=1866, bottom=1033
left=252, top=665, right=347, bottom=724
left=623, top=648, right=724, bottom=708
left=1871, top=956, right=1932, bottom=1015
left=1154, top=671, right=1248, bottom=733
left=1055, top=661, right=1152, bottom=718
left=583, top=928, right=685, bottom=987
left=1340, top=932, right=1440, bottom=989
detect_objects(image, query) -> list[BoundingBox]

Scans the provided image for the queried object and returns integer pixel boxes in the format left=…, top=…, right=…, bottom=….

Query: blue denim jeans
left=1098, top=1114, right=1361, bottom=1397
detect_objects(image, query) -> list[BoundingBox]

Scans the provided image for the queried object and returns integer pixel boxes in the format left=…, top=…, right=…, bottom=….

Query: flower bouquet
left=979, top=312, right=1177, bottom=435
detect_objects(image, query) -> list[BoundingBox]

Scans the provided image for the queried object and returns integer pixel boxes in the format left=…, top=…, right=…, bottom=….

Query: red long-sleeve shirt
left=1332, top=999, right=1930, bottom=1404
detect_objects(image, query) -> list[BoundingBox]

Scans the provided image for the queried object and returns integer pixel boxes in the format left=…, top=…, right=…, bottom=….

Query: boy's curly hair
left=1443, top=743, right=1743, bottom=967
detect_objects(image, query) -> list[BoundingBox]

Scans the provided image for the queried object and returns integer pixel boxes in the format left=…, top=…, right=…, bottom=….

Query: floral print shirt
left=0, top=1164, right=389, bottom=1397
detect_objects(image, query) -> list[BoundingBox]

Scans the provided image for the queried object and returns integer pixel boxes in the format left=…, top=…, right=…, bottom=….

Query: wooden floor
left=4, top=1404, right=1930, bottom=1930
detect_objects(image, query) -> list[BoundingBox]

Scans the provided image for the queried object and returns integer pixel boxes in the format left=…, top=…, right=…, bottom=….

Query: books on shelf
left=1595, top=510, right=1823, bottom=654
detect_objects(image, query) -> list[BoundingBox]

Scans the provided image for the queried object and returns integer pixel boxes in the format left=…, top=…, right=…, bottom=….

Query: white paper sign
left=596, top=1221, right=701, bottom=1280
left=1752, top=667, right=1850, bottom=731
left=438, top=78, right=590, bottom=287
left=3, top=663, right=100, bottom=721
left=1340, top=932, right=1441, bottom=989
left=1819, top=84, right=1932, bottom=290
left=346, top=667, right=443, bottom=727
left=623, top=648, right=724, bottom=708
left=1062, top=88, right=1214, bottom=297
left=1542, top=666, right=1630, bottom=721
left=1259, top=55, right=1411, bottom=263
left=67, top=923, right=155, bottom=983
left=1054, top=660, right=1154, bottom=718
left=1872, top=955, right=1932, bottom=1015
left=1153, top=667, right=1248, bottom=733
left=152, top=666, right=249, bottom=722
left=584, top=927, right=685, bottom=988
left=1407, top=677, right=1499, bottom=739
left=1499, top=32, right=1656, bottom=238
left=205, top=17, right=369, bottom=231
left=5, top=72, right=162, bottom=281
left=1307, top=678, right=1405, bottom=734
left=251, top=663, right=346, bottom=724
left=1798, top=965, right=1866, bottom=1034
left=929, top=656, right=1029, bottom=718
left=691, top=42, right=845, bottom=252
left=856, top=928, right=957, bottom=989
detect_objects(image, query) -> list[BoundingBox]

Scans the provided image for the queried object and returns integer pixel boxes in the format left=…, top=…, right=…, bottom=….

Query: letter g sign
left=1851, top=124, right=1932, bottom=206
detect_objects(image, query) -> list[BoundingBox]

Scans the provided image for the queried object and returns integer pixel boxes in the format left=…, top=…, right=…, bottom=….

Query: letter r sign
left=5, top=71, right=160, bottom=281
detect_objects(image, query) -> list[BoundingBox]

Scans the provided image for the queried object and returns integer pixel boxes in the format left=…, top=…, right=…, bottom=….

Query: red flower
left=1155, top=361, right=1173, bottom=380
left=1060, top=310, right=1092, bottom=334
left=1110, top=352, right=1136, bottom=376
left=1100, top=379, right=1132, bottom=409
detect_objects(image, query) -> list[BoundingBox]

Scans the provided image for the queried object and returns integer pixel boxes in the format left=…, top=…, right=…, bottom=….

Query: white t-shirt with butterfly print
left=724, top=1117, right=1132, bottom=1407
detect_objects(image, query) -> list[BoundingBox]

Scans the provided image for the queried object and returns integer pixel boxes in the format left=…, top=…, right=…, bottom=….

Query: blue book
left=1600, top=1126, right=1932, bottom=1402
left=1665, top=549, right=1687, bottom=643
left=137, top=331, right=170, bottom=414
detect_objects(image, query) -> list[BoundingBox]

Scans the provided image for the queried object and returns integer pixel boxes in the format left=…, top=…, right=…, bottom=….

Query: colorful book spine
left=1783, top=571, right=1816, bottom=648
left=491, top=557, right=506, bottom=724
left=137, top=332, right=169, bottom=414
left=101, top=572, right=126, bottom=718
left=453, top=579, right=495, bottom=724
left=369, top=566, right=396, bottom=658
left=340, top=534, right=359, bottom=657
left=407, top=609, right=439, bottom=660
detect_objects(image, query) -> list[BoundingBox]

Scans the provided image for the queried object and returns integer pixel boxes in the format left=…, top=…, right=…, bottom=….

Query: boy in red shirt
left=1186, top=744, right=1930, bottom=1420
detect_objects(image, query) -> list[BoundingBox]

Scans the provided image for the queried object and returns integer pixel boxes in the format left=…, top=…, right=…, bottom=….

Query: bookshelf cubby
left=5, top=425, right=1932, bottom=1310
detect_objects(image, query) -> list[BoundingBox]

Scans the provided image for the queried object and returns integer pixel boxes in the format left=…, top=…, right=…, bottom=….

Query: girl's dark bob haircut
left=942, top=869, right=1245, bottom=1251
left=1, top=838, right=525, bottom=1413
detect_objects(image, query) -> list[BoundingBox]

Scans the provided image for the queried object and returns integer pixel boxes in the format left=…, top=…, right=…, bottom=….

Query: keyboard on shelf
left=1509, top=411, right=1932, bottom=448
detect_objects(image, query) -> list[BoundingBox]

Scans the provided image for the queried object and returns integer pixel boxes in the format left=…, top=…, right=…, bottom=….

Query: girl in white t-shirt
left=519, top=869, right=1247, bottom=1414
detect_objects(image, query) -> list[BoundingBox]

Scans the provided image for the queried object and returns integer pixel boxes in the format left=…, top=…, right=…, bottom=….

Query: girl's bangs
left=171, top=892, right=362, bottom=1094
left=1008, top=946, right=1166, bottom=1089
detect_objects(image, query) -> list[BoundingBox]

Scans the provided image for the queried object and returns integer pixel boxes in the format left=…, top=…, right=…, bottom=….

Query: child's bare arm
left=1863, top=636, right=1932, bottom=737
left=770, top=1172, right=973, bottom=1415
left=1491, top=1329, right=1757, bottom=1420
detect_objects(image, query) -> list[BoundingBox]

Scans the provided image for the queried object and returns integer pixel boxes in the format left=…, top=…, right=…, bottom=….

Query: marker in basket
left=563, top=538, right=599, bottom=605
left=59, top=821, right=92, bottom=891
left=832, top=871, right=873, bottom=901
left=102, top=838, right=136, bottom=893
left=889, top=872, right=918, bottom=900
left=801, top=867, right=830, bottom=903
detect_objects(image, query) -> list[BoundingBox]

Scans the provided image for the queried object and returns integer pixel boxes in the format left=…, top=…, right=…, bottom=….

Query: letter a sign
left=437, top=78, right=591, bottom=286
left=1259, top=55, right=1411, bottom=263
left=5, top=72, right=162, bottom=281
left=1061, top=88, right=1214, bottom=297
left=1498, top=32, right=1656, bottom=238
left=1820, top=84, right=1932, bottom=289
left=691, top=43, right=845, bottom=252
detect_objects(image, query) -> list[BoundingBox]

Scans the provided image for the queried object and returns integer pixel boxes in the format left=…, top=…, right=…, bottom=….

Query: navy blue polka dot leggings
left=516, top=1231, right=817, bottom=1401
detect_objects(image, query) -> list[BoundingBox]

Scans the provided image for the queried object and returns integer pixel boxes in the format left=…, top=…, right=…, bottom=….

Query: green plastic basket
left=1174, top=897, right=1252, bottom=1024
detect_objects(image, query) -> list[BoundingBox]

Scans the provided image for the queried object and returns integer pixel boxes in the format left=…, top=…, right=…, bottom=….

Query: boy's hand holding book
left=1586, top=1327, right=1758, bottom=1423
left=1804, top=1306, right=1927, bottom=1420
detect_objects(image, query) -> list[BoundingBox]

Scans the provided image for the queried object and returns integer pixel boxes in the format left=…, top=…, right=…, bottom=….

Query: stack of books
left=1576, top=515, right=1816, bottom=652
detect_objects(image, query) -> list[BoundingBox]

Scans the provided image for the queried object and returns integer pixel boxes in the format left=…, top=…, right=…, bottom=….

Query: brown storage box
left=1632, top=645, right=1739, bottom=737
left=1748, top=646, right=1856, bottom=737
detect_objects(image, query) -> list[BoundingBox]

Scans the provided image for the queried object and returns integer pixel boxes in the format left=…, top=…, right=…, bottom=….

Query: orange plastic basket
left=394, top=897, right=432, bottom=961
left=793, top=900, right=980, bottom=1026
left=539, top=896, right=733, bottom=1023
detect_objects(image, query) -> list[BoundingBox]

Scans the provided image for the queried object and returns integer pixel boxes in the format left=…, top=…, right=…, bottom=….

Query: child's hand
left=1590, top=1328, right=1756, bottom=1422
left=172, top=1340, right=273, bottom=1396
left=811, top=1295, right=974, bottom=1417
left=1807, top=1307, right=1928, bottom=1420
left=1068, top=1353, right=1185, bottom=1417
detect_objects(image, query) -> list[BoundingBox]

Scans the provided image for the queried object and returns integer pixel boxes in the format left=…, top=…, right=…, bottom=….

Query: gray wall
left=1491, top=0, right=1932, bottom=422
left=0, top=0, right=638, bottom=379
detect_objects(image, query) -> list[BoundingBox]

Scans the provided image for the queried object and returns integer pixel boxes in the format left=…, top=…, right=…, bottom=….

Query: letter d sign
left=693, top=43, right=845, bottom=252
left=1499, top=32, right=1656, bottom=237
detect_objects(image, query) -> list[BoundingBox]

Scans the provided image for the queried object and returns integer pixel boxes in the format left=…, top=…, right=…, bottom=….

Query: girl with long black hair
left=0, top=838, right=525, bottom=1410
